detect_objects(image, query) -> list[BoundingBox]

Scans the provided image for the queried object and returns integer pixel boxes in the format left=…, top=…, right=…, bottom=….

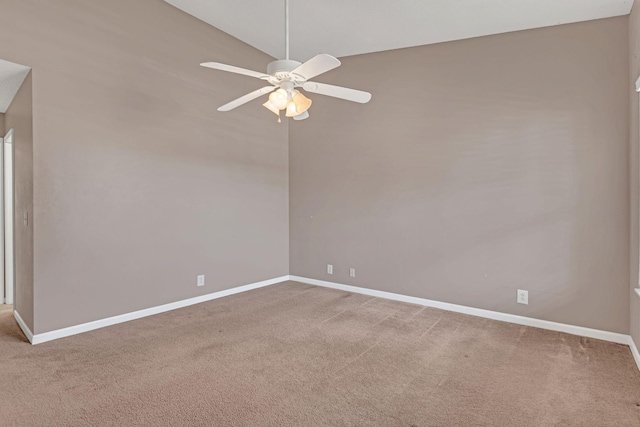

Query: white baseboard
left=14, top=310, right=34, bottom=344
left=289, top=276, right=632, bottom=346
left=21, top=273, right=640, bottom=373
left=630, top=337, right=640, bottom=372
left=30, top=276, right=290, bottom=345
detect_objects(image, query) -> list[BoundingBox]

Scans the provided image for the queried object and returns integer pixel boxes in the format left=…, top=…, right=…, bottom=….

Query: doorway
left=0, top=128, right=14, bottom=307
left=0, top=58, right=33, bottom=336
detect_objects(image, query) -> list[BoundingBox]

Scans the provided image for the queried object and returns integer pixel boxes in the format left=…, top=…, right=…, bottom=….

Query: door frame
left=3, top=128, right=14, bottom=307
left=0, top=133, right=3, bottom=305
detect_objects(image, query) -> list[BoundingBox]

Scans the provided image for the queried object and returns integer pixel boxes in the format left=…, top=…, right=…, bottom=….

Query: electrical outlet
left=327, top=264, right=333, bottom=275
left=517, top=289, right=528, bottom=305
left=197, top=275, right=205, bottom=287
left=349, top=268, right=356, bottom=278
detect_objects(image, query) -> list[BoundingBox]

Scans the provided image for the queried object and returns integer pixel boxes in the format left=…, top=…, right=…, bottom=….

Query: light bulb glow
left=269, top=89, right=289, bottom=110
left=285, top=93, right=312, bottom=118
left=285, top=101, right=298, bottom=117
left=292, top=93, right=312, bottom=115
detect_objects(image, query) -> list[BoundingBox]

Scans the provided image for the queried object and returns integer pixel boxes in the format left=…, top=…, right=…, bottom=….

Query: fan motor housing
left=267, top=59, right=302, bottom=78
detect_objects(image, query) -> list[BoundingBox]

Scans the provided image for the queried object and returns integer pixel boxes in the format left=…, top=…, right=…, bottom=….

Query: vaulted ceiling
left=0, top=59, right=30, bottom=114
left=165, top=0, right=633, bottom=61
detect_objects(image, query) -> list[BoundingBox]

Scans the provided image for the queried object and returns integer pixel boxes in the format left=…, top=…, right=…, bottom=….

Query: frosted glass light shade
left=269, top=89, right=289, bottom=110
left=263, top=100, right=280, bottom=115
left=285, top=93, right=312, bottom=117
left=293, top=93, right=312, bottom=114
left=285, top=101, right=298, bottom=117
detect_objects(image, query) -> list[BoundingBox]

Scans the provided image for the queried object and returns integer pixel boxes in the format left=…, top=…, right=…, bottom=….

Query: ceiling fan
left=200, top=0, right=372, bottom=122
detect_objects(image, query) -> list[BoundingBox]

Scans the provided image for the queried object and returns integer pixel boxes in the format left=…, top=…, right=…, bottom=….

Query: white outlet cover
left=517, top=289, right=528, bottom=305
left=327, top=264, right=333, bottom=275
left=349, top=268, right=356, bottom=278
left=197, top=275, right=205, bottom=287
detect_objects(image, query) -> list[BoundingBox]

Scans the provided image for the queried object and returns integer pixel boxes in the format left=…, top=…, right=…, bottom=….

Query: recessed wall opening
left=1, top=128, right=15, bottom=306
left=0, top=58, right=33, bottom=335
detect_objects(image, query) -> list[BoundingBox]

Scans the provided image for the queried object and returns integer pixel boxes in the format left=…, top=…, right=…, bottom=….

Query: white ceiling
left=165, top=0, right=633, bottom=61
left=0, top=59, right=30, bottom=114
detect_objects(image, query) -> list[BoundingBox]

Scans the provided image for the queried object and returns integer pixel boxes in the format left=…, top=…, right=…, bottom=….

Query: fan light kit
left=200, top=0, right=372, bottom=122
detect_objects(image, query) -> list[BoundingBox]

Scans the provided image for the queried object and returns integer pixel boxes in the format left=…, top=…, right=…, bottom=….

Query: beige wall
left=290, top=17, right=630, bottom=333
left=4, top=73, right=34, bottom=331
left=0, top=113, right=4, bottom=135
left=0, top=1, right=289, bottom=334
left=0, top=2, right=631, bottom=337
left=630, top=5, right=640, bottom=346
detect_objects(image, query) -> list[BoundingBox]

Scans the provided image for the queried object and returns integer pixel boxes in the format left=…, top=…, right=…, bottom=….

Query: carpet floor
left=1, top=281, right=639, bottom=426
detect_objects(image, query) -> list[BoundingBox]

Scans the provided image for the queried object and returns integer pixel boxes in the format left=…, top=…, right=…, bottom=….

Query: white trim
left=289, top=276, right=631, bottom=345
left=13, top=309, right=34, bottom=344
left=636, top=76, right=640, bottom=92
left=0, top=135, right=3, bottom=305
left=635, top=288, right=640, bottom=298
left=19, top=274, right=640, bottom=373
left=30, top=276, right=289, bottom=345
left=630, top=338, right=640, bottom=372
left=4, top=129, right=14, bottom=306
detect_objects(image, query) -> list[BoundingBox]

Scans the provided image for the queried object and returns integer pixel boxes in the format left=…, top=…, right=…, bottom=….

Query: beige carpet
left=1, top=281, right=639, bottom=426
left=0, top=304, right=12, bottom=315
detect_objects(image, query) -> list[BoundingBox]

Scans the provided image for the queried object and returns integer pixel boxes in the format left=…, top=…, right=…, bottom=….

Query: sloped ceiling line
left=0, top=59, right=31, bottom=114
left=164, top=0, right=633, bottom=60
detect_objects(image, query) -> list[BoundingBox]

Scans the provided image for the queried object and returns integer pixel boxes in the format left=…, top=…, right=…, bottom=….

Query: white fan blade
left=291, top=54, right=341, bottom=80
left=200, top=62, right=268, bottom=79
left=293, top=111, right=309, bottom=121
left=218, top=86, right=276, bottom=112
left=302, top=82, right=372, bottom=104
